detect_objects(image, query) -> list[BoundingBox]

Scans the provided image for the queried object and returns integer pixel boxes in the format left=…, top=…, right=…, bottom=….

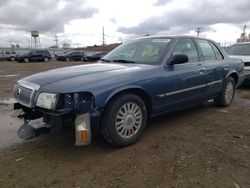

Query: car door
left=29, top=50, right=36, bottom=61
left=157, top=38, right=207, bottom=111
left=195, top=39, right=226, bottom=97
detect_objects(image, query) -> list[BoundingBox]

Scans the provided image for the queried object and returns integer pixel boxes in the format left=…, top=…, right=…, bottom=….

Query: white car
left=227, top=42, right=250, bottom=81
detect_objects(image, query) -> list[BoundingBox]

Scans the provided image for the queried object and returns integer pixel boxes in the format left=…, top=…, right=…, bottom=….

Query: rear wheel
left=24, top=57, right=29, bottom=63
left=101, top=94, right=147, bottom=147
left=214, top=77, right=235, bottom=107
left=10, top=57, right=15, bottom=61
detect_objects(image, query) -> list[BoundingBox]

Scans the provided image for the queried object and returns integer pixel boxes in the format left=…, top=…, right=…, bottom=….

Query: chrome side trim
left=156, top=84, right=206, bottom=98
left=156, top=80, right=223, bottom=98
left=207, top=80, right=222, bottom=86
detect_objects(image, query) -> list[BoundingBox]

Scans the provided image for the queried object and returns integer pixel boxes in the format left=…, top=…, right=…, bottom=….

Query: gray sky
left=0, top=0, right=249, bottom=47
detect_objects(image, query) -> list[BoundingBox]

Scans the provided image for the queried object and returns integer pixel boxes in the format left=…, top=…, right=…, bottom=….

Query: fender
left=225, top=70, right=239, bottom=83
left=104, top=85, right=149, bottom=106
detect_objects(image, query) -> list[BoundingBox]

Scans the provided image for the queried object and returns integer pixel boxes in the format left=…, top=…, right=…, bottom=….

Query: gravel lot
left=0, top=61, right=249, bottom=188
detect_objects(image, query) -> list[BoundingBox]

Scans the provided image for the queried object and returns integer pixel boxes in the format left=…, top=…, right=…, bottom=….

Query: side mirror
left=169, top=54, right=189, bottom=65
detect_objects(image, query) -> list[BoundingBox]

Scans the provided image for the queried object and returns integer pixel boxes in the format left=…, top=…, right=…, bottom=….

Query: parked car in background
left=227, top=42, right=250, bottom=82
left=0, top=50, right=16, bottom=61
left=84, top=51, right=107, bottom=62
left=13, top=36, right=245, bottom=147
left=55, top=51, right=85, bottom=61
left=15, top=49, right=51, bottom=63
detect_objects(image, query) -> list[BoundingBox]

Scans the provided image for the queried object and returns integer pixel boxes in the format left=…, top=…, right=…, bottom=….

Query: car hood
left=21, top=63, right=158, bottom=93
left=229, top=55, right=250, bottom=62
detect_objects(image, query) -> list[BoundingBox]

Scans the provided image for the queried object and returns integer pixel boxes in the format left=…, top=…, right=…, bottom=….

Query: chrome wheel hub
left=225, top=81, right=234, bottom=104
left=115, top=102, right=142, bottom=139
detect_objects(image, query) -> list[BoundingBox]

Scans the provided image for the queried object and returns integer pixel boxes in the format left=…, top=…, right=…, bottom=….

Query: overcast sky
left=0, top=0, right=250, bottom=48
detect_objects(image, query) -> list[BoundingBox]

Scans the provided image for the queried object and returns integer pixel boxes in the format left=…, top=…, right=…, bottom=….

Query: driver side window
left=172, top=39, right=199, bottom=63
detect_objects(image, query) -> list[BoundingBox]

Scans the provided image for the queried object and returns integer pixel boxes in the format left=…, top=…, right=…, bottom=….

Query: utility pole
left=102, top=26, right=105, bottom=46
left=243, top=25, right=247, bottom=34
left=54, top=33, right=59, bottom=48
left=196, top=27, right=202, bottom=37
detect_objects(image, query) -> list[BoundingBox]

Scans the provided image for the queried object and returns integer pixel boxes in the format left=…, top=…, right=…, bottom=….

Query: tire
left=24, top=57, right=29, bottom=63
left=101, top=94, right=147, bottom=147
left=44, top=57, right=49, bottom=62
left=10, top=57, right=15, bottom=61
left=214, top=77, right=235, bottom=107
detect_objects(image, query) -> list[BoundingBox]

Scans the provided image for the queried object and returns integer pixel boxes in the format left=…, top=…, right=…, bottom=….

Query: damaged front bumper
left=14, top=102, right=98, bottom=146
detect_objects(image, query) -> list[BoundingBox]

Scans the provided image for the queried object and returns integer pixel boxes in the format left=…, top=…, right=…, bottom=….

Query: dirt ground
left=0, top=61, right=249, bottom=188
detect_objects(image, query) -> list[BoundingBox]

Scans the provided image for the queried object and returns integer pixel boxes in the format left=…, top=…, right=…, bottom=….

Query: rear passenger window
left=210, top=42, right=224, bottom=60
left=172, top=39, right=199, bottom=63
left=197, top=39, right=216, bottom=61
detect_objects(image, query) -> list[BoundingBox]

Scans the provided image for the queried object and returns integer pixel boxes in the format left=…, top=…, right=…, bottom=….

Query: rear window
left=197, top=39, right=217, bottom=61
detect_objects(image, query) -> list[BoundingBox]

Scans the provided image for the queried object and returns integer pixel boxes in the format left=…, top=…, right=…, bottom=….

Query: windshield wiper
left=112, top=59, right=135, bottom=64
left=100, top=58, right=111, bottom=62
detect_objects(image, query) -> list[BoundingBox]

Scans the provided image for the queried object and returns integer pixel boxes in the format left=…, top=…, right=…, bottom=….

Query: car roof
left=232, top=42, right=250, bottom=45
left=136, top=35, right=219, bottom=44
left=138, top=35, right=207, bottom=40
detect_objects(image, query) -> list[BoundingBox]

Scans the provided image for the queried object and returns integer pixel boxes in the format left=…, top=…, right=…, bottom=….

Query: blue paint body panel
left=16, top=36, right=245, bottom=118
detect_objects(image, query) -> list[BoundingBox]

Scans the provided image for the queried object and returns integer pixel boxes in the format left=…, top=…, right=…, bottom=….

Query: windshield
left=102, top=38, right=171, bottom=64
left=227, top=43, right=250, bottom=56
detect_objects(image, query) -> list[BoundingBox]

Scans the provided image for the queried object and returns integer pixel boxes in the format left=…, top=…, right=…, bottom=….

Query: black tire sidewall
left=216, top=77, right=235, bottom=107
left=102, top=94, right=147, bottom=146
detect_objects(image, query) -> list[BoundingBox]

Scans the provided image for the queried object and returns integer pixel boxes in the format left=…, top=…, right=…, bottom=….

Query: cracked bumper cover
left=14, top=99, right=99, bottom=146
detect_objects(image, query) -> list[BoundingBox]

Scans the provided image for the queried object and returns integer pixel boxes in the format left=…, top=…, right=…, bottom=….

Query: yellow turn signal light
left=81, top=130, right=88, bottom=141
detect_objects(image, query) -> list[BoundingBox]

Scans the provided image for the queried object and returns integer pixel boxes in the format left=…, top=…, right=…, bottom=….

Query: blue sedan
left=13, top=36, right=245, bottom=147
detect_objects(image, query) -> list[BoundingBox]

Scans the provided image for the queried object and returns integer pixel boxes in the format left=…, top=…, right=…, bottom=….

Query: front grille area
left=14, top=84, right=33, bottom=106
left=244, top=62, right=250, bottom=67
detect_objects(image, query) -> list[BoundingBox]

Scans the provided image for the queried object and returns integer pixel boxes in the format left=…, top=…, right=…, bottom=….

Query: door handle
left=224, top=65, right=229, bottom=70
left=198, top=68, right=206, bottom=72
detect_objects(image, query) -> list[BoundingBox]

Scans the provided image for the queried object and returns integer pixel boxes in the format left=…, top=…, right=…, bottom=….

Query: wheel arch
left=226, top=71, right=239, bottom=86
left=104, top=86, right=153, bottom=115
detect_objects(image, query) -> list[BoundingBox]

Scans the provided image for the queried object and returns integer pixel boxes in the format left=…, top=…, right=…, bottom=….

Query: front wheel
left=214, top=77, right=235, bottom=107
left=44, top=57, right=49, bottom=62
left=101, top=94, right=147, bottom=147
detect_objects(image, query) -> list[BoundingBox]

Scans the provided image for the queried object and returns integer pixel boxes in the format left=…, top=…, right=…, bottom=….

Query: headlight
left=36, top=93, right=59, bottom=110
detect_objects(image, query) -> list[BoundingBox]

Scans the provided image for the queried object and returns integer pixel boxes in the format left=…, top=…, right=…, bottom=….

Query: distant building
left=237, top=25, right=250, bottom=43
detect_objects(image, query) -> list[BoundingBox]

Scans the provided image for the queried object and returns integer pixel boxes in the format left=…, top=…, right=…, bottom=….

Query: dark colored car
left=15, top=50, right=51, bottom=63
left=13, top=36, right=245, bottom=147
left=56, top=51, right=85, bottom=62
left=84, top=51, right=107, bottom=62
